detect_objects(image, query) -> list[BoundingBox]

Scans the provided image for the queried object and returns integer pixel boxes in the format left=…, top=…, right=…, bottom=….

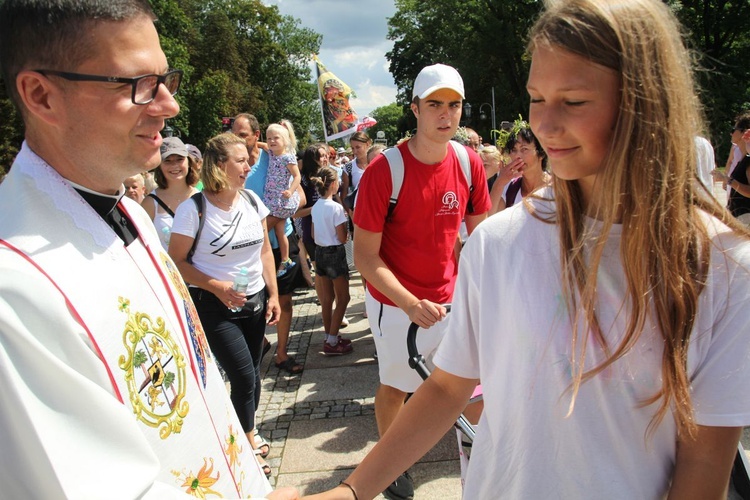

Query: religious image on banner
left=314, top=55, right=376, bottom=142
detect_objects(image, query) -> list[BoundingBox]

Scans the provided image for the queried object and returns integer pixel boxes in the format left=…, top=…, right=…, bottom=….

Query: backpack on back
left=381, top=140, right=473, bottom=221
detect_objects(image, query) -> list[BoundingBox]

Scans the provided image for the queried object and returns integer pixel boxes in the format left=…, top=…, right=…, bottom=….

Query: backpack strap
left=186, top=190, right=258, bottom=264
left=186, top=192, right=205, bottom=264
left=148, top=193, right=175, bottom=218
left=238, top=189, right=259, bottom=213
left=448, top=140, right=474, bottom=213
left=382, top=146, right=405, bottom=222
left=505, top=177, right=523, bottom=208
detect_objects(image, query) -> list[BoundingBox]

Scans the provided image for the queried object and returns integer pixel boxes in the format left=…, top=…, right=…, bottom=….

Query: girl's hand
left=281, top=189, right=292, bottom=199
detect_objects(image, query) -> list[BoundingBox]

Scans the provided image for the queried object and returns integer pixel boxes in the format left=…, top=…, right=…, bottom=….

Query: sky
left=263, top=0, right=398, bottom=118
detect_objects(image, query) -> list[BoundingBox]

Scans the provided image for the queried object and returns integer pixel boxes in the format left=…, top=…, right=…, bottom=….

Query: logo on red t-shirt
left=437, top=191, right=460, bottom=216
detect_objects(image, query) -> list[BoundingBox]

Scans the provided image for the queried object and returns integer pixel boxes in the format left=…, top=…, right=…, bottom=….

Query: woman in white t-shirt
left=141, top=136, right=200, bottom=250
left=342, top=131, right=373, bottom=215
left=310, top=166, right=352, bottom=356
left=169, top=133, right=280, bottom=478
left=307, top=1, right=750, bottom=498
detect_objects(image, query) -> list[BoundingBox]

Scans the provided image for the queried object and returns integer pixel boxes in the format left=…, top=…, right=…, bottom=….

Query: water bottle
left=161, top=226, right=171, bottom=245
left=230, top=267, right=249, bottom=312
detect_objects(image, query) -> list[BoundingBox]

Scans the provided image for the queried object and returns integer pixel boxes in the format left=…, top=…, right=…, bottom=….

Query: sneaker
left=383, top=471, right=414, bottom=500
left=340, top=316, right=350, bottom=328
left=323, top=336, right=352, bottom=349
left=323, top=338, right=353, bottom=356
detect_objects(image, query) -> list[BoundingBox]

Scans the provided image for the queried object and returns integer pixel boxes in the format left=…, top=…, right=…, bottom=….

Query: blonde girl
left=478, top=145, right=502, bottom=192
left=307, top=0, right=750, bottom=498
left=263, top=119, right=301, bottom=276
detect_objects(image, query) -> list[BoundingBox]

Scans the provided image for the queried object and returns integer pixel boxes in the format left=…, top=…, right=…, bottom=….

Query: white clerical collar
left=67, top=179, right=125, bottom=200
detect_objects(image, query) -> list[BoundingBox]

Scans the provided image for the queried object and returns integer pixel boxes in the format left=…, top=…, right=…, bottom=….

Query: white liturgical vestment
left=0, top=143, right=272, bottom=498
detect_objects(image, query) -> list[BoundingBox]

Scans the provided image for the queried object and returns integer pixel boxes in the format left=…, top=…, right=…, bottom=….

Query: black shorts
left=314, top=244, right=349, bottom=280
left=273, top=232, right=306, bottom=295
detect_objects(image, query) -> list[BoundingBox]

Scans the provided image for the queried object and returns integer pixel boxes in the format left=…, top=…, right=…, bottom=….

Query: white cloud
left=350, top=83, right=398, bottom=117
left=264, top=0, right=398, bottom=117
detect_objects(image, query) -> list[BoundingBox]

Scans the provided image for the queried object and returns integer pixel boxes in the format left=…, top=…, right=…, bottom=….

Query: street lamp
left=477, top=87, right=497, bottom=132
left=462, top=102, right=472, bottom=122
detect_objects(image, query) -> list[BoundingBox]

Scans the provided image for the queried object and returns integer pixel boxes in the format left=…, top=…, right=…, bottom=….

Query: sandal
left=274, top=356, right=304, bottom=375
left=253, top=429, right=270, bottom=458
left=253, top=449, right=272, bottom=478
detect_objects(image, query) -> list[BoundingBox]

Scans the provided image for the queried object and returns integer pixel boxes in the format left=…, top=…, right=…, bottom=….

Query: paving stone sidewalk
left=256, top=273, right=463, bottom=499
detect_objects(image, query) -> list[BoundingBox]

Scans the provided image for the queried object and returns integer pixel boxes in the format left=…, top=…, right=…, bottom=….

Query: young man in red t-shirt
left=353, top=63, right=491, bottom=499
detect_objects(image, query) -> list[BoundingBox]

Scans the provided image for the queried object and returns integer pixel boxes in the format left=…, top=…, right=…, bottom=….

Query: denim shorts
left=315, top=244, right=349, bottom=280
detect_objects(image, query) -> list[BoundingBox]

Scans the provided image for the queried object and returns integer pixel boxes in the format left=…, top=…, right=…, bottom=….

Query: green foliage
left=387, top=0, right=750, bottom=158
left=154, top=0, right=325, bottom=148
left=0, top=79, right=23, bottom=176
left=188, top=70, right=234, bottom=149
left=163, top=371, right=176, bottom=390
left=666, top=0, right=750, bottom=159
left=387, top=0, right=541, bottom=140
left=133, top=350, right=148, bottom=368
left=368, top=103, right=405, bottom=146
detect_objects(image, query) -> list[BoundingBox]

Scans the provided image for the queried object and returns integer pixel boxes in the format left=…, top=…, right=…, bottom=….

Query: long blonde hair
left=529, top=0, right=747, bottom=439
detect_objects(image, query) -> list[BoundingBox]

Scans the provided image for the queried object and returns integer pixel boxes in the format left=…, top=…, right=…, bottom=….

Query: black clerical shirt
left=75, top=188, right=139, bottom=246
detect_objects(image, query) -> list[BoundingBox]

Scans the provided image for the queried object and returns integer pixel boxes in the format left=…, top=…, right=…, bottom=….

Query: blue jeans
left=190, top=287, right=267, bottom=432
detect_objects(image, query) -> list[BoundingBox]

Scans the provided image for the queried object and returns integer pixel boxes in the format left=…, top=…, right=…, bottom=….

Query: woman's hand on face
left=213, top=281, right=248, bottom=309
left=498, top=157, right=524, bottom=185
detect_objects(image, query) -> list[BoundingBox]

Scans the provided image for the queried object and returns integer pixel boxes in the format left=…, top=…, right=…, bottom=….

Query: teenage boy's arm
left=353, top=225, right=446, bottom=328
left=465, top=212, right=487, bottom=235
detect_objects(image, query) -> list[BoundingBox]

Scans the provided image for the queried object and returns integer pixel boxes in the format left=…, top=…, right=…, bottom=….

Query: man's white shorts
left=365, top=289, right=449, bottom=393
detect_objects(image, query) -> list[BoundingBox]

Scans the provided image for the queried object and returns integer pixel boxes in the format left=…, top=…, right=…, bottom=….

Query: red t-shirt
left=354, top=141, right=491, bottom=305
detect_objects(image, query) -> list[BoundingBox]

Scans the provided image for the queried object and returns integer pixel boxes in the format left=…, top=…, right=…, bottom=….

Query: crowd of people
left=2, top=0, right=750, bottom=499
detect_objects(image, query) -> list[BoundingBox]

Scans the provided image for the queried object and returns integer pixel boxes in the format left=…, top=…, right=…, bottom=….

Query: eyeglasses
left=34, top=69, right=183, bottom=105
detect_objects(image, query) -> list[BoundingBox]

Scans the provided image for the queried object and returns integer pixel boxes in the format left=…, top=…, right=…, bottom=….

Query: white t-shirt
left=171, top=190, right=269, bottom=294
left=350, top=158, right=366, bottom=191
left=694, top=136, right=715, bottom=191
left=434, top=190, right=750, bottom=499
left=311, top=197, right=347, bottom=247
left=148, top=193, right=173, bottom=251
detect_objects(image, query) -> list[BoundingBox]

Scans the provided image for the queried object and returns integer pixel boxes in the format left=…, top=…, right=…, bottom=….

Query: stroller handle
left=406, top=304, right=451, bottom=360
left=405, top=305, right=476, bottom=442
left=406, top=305, right=451, bottom=375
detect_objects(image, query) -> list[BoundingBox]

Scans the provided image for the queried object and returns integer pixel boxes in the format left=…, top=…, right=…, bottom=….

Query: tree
left=176, top=0, right=322, bottom=148
left=0, top=0, right=324, bottom=171
left=0, top=79, right=23, bottom=176
left=368, top=103, right=405, bottom=146
left=387, top=0, right=541, bottom=141
left=386, top=0, right=750, bottom=155
left=667, top=0, right=750, bottom=158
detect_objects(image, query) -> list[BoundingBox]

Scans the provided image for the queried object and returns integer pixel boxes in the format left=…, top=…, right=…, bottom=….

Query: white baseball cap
left=412, top=63, right=465, bottom=100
